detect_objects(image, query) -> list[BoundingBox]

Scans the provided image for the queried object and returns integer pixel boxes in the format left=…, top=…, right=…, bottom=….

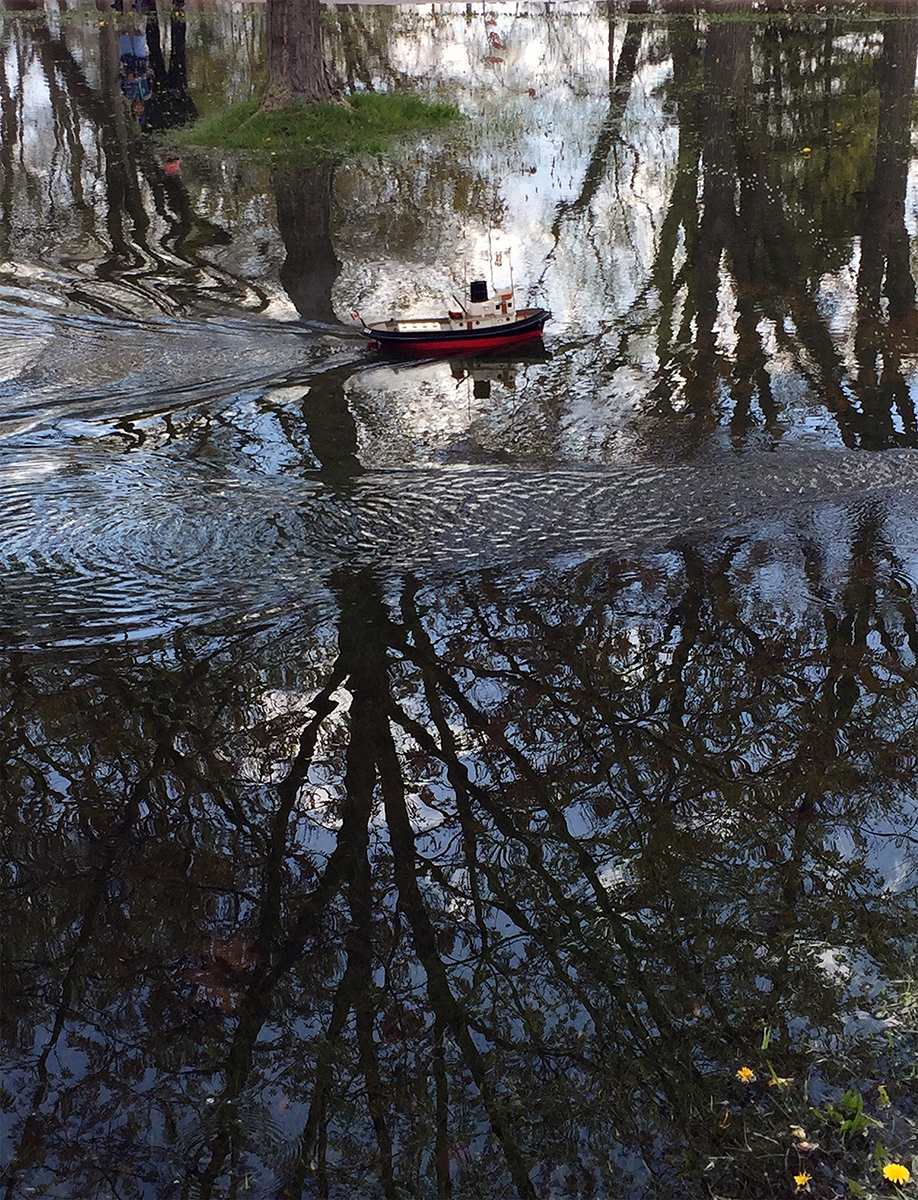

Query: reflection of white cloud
left=9, top=3, right=918, bottom=461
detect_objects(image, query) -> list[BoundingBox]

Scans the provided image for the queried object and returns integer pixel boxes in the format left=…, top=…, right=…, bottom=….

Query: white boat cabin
left=381, top=281, right=518, bottom=333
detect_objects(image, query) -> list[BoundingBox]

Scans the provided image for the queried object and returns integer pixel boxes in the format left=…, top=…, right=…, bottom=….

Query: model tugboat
left=357, top=280, right=550, bottom=358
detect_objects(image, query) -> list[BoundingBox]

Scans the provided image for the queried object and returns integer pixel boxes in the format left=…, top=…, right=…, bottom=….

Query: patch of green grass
left=175, top=91, right=463, bottom=160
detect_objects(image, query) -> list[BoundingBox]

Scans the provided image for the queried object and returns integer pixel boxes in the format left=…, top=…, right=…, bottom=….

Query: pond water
left=3, top=3, right=918, bottom=1198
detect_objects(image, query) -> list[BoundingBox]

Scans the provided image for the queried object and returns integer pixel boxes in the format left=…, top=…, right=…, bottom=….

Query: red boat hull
left=367, top=308, right=550, bottom=359
left=370, top=326, right=545, bottom=358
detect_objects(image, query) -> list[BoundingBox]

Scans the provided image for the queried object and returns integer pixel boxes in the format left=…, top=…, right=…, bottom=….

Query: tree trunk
left=262, top=0, right=338, bottom=109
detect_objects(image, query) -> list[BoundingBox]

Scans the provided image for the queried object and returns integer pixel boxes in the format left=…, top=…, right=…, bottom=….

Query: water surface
left=3, top=4, right=918, bottom=1198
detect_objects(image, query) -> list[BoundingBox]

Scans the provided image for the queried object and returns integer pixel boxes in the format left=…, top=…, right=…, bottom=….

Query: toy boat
left=357, top=280, right=550, bottom=358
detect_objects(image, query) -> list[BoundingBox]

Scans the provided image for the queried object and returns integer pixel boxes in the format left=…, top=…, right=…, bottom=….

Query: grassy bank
left=176, top=92, right=464, bottom=160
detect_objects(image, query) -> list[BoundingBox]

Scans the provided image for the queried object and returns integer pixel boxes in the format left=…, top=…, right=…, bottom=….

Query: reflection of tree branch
left=1, top=768, right=149, bottom=1200
left=400, top=579, right=491, bottom=949
left=381, top=723, right=540, bottom=1200
left=550, top=18, right=643, bottom=247
left=258, top=663, right=349, bottom=951
left=389, top=695, right=611, bottom=1041
left=394, top=593, right=710, bottom=1101
left=280, top=957, right=360, bottom=1198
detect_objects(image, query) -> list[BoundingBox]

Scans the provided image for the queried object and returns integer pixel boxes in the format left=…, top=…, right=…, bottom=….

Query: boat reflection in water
left=379, top=339, right=552, bottom=398
left=448, top=341, right=553, bottom=398
left=358, top=279, right=551, bottom=358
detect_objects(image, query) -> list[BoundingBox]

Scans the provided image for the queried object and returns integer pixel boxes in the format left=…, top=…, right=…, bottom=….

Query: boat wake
left=7, top=294, right=918, bottom=649
left=0, top=302, right=359, bottom=440
left=5, top=447, right=918, bottom=649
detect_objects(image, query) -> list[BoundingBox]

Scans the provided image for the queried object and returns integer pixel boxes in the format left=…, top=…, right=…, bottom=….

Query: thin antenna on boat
left=508, top=246, right=514, bottom=296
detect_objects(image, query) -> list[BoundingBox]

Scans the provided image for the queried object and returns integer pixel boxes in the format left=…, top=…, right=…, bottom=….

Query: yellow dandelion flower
left=736, top=1066, right=756, bottom=1083
left=794, top=1172, right=811, bottom=1190
left=883, top=1163, right=911, bottom=1185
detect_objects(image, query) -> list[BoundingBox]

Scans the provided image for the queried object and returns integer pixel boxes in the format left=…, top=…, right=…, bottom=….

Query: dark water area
left=4, top=3, right=918, bottom=1198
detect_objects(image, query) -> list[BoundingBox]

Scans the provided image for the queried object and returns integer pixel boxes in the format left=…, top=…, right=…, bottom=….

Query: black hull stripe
left=368, top=309, right=550, bottom=346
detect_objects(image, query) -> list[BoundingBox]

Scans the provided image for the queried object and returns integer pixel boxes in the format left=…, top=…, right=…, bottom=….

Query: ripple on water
left=164, top=1094, right=299, bottom=1200
left=0, top=462, right=329, bottom=645
left=7, top=449, right=918, bottom=648
left=0, top=304, right=355, bottom=440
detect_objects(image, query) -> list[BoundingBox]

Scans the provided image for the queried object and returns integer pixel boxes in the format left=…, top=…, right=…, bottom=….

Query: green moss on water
left=176, top=92, right=464, bottom=160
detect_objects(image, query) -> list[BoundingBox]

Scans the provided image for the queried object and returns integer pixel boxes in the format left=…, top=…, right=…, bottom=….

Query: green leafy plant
left=820, top=1090, right=882, bottom=1144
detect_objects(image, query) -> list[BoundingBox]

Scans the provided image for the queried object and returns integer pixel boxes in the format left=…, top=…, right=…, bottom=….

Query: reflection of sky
left=6, top=14, right=918, bottom=1195
left=338, top=13, right=679, bottom=327
left=5, top=5, right=918, bottom=461
left=325, top=7, right=918, bottom=459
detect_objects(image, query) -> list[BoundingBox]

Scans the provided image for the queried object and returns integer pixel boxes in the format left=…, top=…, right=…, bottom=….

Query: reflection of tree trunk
left=275, top=573, right=395, bottom=1199
left=93, top=19, right=151, bottom=262
left=324, top=572, right=397, bottom=1198
left=550, top=17, right=641, bottom=241
left=0, top=41, right=19, bottom=259
left=645, top=23, right=702, bottom=425
left=859, top=17, right=917, bottom=317
left=684, top=24, right=750, bottom=430
left=854, top=16, right=918, bottom=447
left=292, top=361, right=363, bottom=487
left=275, top=163, right=342, bottom=324
left=337, top=8, right=377, bottom=93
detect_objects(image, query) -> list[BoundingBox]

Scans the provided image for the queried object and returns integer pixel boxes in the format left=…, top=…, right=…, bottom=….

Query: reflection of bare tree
left=550, top=13, right=644, bottom=242
left=854, top=16, right=918, bottom=448
left=542, top=8, right=918, bottom=457
left=4, top=18, right=267, bottom=316
left=623, top=14, right=918, bottom=455
left=5, top=498, right=918, bottom=1197
left=326, top=5, right=404, bottom=95
left=5, top=10, right=918, bottom=1200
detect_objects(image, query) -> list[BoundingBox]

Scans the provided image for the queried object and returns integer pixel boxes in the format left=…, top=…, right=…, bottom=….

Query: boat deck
left=370, top=308, right=541, bottom=335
